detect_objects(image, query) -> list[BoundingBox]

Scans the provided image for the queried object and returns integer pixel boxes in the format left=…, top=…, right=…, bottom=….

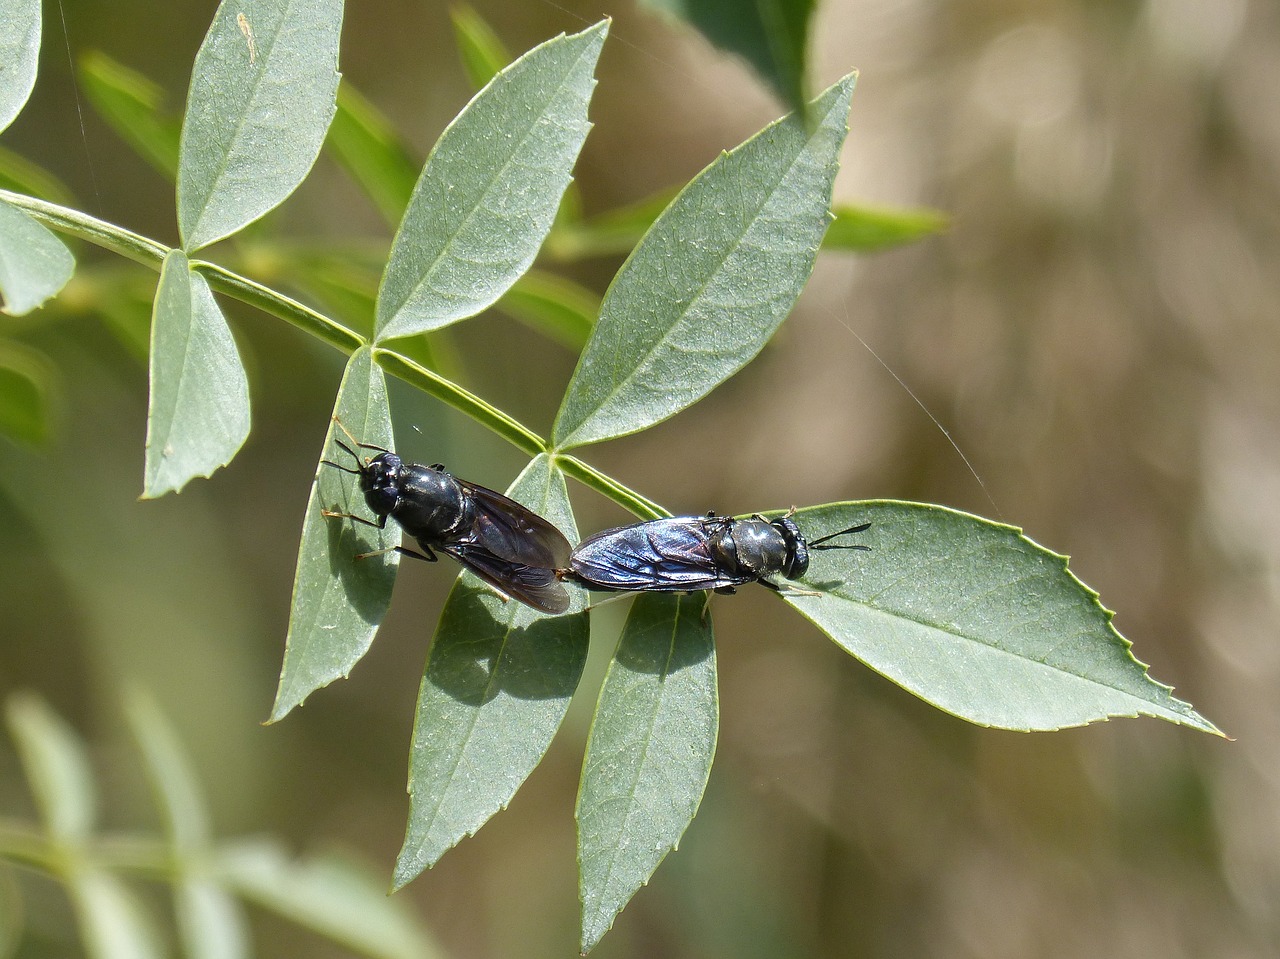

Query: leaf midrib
left=803, top=595, right=1203, bottom=724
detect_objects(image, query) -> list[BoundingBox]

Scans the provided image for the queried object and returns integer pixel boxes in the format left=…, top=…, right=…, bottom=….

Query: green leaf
left=496, top=268, right=597, bottom=351
left=328, top=83, right=419, bottom=228
left=823, top=202, right=949, bottom=252
left=553, top=74, right=854, bottom=449
left=449, top=4, right=512, bottom=91
left=271, top=347, right=398, bottom=721
left=0, top=341, right=55, bottom=446
left=577, top=592, right=717, bottom=953
left=125, top=688, right=210, bottom=847
left=639, top=0, right=814, bottom=114
left=0, top=0, right=40, bottom=134
left=5, top=693, right=96, bottom=842
left=0, top=197, right=75, bottom=316
left=143, top=249, right=251, bottom=497
left=125, top=690, right=250, bottom=959
left=783, top=502, right=1223, bottom=734
left=0, top=144, right=75, bottom=204
left=393, top=455, right=588, bottom=886
left=374, top=21, right=607, bottom=342
left=80, top=50, right=181, bottom=179
left=177, top=0, right=342, bottom=251
left=69, top=869, right=164, bottom=959
left=174, top=881, right=249, bottom=959
left=217, top=839, right=445, bottom=959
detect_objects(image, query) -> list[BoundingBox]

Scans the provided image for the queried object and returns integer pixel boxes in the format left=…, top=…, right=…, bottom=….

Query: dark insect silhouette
left=564, top=512, right=869, bottom=596
left=322, top=425, right=571, bottom=614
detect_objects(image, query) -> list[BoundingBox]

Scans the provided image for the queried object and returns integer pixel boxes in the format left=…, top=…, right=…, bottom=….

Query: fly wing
left=456, top=479, right=572, bottom=569
left=568, top=517, right=746, bottom=592
left=444, top=543, right=571, bottom=614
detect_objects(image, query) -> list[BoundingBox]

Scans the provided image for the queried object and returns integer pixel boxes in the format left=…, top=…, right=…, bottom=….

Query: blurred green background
left=1, top=0, right=1274, bottom=955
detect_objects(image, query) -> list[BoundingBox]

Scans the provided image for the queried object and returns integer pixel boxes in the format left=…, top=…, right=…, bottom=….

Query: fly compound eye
left=773, top=517, right=809, bottom=579
left=364, top=484, right=399, bottom=516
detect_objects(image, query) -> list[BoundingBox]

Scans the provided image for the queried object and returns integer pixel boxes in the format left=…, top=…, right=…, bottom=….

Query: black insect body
left=565, top=513, right=870, bottom=596
left=323, top=437, right=572, bottom=614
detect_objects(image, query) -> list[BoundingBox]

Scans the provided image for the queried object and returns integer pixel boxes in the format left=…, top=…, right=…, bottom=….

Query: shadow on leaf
left=424, top=581, right=589, bottom=706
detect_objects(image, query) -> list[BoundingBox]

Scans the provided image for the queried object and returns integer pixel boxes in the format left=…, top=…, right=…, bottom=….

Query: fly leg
left=758, top=578, right=821, bottom=597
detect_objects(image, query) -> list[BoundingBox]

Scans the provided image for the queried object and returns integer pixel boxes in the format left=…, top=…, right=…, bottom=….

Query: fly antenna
left=810, top=522, right=871, bottom=551
left=331, top=415, right=391, bottom=454
left=320, top=439, right=364, bottom=474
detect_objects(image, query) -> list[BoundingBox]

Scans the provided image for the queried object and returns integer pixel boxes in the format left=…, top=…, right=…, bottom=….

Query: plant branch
left=555, top=454, right=668, bottom=520
left=0, top=190, right=666, bottom=519
left=374, top=348, right=548, bottom=456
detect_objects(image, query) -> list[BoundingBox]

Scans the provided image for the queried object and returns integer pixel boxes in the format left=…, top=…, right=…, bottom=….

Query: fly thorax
left=392, top=466, right=469, bottom=542
left=732, top=520, right=790, bottom=578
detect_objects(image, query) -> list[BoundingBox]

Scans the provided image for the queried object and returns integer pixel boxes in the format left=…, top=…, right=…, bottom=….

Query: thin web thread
left=56, top=0, right=101, bottom=213
left=831, top=309, right=1003, bottom=520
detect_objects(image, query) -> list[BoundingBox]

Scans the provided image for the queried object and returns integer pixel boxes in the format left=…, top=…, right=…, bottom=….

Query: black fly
left=564, top=513, right=869, bottom=596
left=321, top=426, right=572, bottom=614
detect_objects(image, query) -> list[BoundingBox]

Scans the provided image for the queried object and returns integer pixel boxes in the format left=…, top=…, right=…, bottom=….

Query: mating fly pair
left=321, top=425, right=573, bottom=614
left=322, top=426, right=870, bottom=613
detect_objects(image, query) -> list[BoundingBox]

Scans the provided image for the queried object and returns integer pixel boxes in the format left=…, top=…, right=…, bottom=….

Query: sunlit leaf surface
left=143, top=250, right=250, bottom=497
left=577, top=592, right=717, bottom=953
left=554, top=74, right=854, bottom=448
left=783, top=502, right=1221, bottom=733
left=0, top=0, right=40, bottom=133
left=375, top=22, right=606, bottom=341
left=177, top=0, right=342, bottom=250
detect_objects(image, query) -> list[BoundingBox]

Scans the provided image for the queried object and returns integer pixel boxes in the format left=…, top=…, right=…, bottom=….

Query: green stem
left=374, top=348, right=547, bottom=456
left=192, top=260, right=364, bottom=354
left=1, top=189, right=168, bottom=267
left=555, top=454, right=668, bottom=520
left=0, top=190, right=664, bottom=517
left=0, top=821, right=173, bottom=879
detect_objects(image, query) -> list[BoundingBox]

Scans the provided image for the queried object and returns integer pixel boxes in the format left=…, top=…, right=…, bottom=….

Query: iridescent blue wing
left=568, top=516, right=749, bottom=592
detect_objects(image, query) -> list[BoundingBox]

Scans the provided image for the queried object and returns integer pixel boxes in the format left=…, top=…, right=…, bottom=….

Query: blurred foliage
left=0, top=692, right=443, bottom=958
